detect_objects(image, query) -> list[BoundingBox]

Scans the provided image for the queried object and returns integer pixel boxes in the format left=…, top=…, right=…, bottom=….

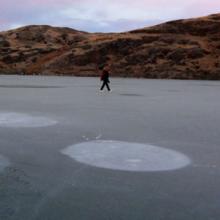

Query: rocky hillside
left=0, top=13, right=220, bottom=79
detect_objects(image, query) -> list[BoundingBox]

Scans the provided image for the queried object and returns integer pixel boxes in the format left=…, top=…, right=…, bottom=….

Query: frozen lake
left=0, top=75, right=220, bottom=220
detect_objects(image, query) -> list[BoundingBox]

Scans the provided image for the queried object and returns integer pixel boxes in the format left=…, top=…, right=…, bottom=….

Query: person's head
left=104, top=65, right=110, bottom=71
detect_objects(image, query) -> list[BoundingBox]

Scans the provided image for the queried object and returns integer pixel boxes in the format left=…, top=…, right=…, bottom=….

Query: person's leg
left=100, top=82, right=105, bottom=90
left=106, top=82, right=111, bottom=91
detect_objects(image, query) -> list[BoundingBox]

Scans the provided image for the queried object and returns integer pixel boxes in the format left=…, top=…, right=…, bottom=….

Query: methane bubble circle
left=0, top=155, right=10, bottom=172
left=0, top=112, right=57, bottom=128
left=61, top=140, right=191, bottom=172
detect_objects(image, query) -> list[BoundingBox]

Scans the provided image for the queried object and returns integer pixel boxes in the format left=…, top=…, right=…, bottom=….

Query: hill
left=0, top=13, right=220, bottom=79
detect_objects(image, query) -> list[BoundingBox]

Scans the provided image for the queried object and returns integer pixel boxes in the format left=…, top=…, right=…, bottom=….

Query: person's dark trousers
left=100, top=81, right=111, bottom=91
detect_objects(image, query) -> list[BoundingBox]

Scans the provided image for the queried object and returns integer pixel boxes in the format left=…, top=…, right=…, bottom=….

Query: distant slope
left=0, top=13, right=220, bottom=79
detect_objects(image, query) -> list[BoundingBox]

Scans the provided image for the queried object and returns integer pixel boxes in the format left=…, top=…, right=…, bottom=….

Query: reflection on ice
left=61, top=140, right=191, bottom=172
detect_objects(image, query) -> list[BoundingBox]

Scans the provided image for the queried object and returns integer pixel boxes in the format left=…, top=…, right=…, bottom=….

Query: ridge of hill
left=1, top=13, right=220, bottom=79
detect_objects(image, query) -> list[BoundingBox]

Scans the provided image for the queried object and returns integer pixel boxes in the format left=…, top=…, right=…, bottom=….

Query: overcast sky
left=0, top=0, right=220, bottom=32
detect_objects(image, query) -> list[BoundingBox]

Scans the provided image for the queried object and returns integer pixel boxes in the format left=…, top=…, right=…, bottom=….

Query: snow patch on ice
left=61, top=140, right=191, bottom=172
left=0, top=112, right=57, bottom=128
left=0, top=154, right=10, bottom=172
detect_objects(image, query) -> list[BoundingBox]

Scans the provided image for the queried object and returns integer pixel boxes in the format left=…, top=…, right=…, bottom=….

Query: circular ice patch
left=61, top=140, right=191, bottom=172
left=0, top=154, right=10, bottom=172
left=0, top=112, right=57, bottom=128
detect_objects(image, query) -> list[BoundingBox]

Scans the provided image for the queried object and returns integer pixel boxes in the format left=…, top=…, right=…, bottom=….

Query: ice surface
left=0, top=76, right=220, bottom=219
left=61, top=140, right=191, bottom=171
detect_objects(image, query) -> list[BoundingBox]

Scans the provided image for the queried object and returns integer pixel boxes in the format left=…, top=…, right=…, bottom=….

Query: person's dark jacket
left=101, top=70, right=110, bottom=83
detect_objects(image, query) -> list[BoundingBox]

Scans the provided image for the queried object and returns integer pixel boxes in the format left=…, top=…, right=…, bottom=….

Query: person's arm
left=100, top=71, right=104, bottom=81
left=107, top=72, right=110, bottom=83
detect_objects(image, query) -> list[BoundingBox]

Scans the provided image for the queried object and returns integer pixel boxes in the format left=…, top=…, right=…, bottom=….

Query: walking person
left=100, top=65, right=111, bottom=92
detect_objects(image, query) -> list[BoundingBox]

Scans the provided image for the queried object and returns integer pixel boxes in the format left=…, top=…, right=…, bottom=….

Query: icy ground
left=0, top=75, right=220, bottom=220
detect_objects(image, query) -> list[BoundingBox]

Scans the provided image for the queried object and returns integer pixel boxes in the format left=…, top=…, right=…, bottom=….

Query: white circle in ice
left=0, top=154, right=10, bottom=172
left=61, top=140, right=191, bottom=172
left=0, top=112, right=57, bottom=128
